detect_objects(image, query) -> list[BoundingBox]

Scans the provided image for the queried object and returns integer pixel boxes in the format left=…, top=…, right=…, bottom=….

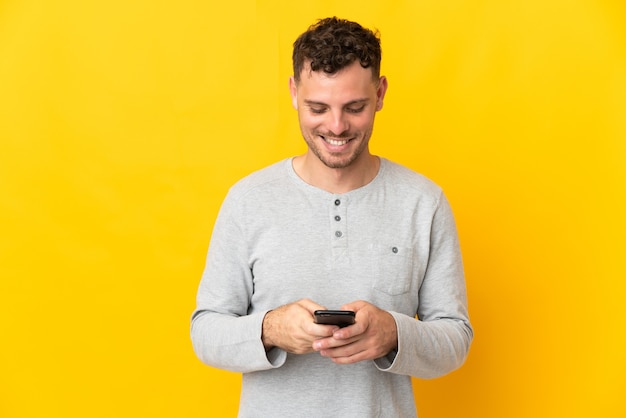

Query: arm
left=384, top=191, right=473, bottom=378
left=190, top=193, right=279, bottom=373
left=190, top=192, right=337, bottom=372
left=313, top=192, right=473, bottom=378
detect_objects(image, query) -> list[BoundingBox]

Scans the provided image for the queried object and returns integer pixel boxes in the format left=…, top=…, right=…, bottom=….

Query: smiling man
left=289, top=61, right=386, bottom=194
left=191, top=17, right=473, bottom=417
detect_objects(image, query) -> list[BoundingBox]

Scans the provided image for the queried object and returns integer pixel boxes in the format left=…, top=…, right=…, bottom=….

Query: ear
left=375, top=76, right=388, bottom=111
left=289, top=76, right=298, bottom=110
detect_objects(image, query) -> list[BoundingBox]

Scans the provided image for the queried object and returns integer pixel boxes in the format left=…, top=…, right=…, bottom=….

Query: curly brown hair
left=292, top=17, right=381, bottom=83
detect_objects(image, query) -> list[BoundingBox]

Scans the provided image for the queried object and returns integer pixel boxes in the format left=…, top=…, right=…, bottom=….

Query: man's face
left=289, top=61, right=387, bottom=169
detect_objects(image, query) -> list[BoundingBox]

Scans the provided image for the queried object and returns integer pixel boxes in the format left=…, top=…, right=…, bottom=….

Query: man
left=191, top=17, right=473, bottom=417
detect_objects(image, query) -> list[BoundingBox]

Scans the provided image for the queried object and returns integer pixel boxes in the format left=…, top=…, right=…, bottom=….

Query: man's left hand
left=312, top=300, right=398, bottom=364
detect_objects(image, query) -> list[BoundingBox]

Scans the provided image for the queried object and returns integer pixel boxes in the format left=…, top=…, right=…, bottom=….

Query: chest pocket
left=365, top=244, right=415, bottom=295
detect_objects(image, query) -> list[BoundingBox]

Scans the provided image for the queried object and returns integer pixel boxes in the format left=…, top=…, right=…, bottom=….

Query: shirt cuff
left=373, top=311, right=401, bottom=371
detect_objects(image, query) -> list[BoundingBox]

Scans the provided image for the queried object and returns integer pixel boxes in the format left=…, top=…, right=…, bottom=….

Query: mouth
left=320, top=135, right=351, bottom=146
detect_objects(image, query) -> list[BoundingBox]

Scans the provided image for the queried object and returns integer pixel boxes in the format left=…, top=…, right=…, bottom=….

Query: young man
left=191, top=17, right=473, bottom=417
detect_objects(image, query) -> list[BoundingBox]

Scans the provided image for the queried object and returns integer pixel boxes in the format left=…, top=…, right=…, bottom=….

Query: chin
left=320, top=153, right=360, bottom=169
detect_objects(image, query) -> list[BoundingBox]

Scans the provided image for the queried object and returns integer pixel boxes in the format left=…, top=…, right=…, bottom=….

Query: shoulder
left=379, top=158, right=443, bottom=199
left=226, top=158, right=293, bottom=202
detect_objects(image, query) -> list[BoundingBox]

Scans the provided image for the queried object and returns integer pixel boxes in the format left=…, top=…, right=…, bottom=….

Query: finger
left=310, top=324, right=339, bottom=338
left=314, top=334, right=359, bottom=351
left=324, top=339, right=386, bottom=364
left=298, top=298, right=327, bottom=314
left=332, top=323, right=363, bottom=340
left=320, top=340, right=367, bottom=361
left=330, top=350, right=370, bottom=365
left=340, top=300, right=367, bottom=312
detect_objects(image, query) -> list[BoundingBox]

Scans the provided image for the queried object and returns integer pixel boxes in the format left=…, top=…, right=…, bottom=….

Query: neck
left=293, top=152, right=380, bottom=194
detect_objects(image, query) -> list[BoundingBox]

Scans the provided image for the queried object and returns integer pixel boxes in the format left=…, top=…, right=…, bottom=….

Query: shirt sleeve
left=374, top=191, right=473, bottom=378
left=190, top=191, right=287, bottom=373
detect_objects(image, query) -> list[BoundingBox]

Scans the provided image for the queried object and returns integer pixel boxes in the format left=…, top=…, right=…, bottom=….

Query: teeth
left=324, top=137, right=349, bottom=146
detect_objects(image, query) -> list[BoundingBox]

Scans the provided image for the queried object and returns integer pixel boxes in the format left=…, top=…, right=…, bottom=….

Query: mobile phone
left=314, top=310, right=356, bottom=328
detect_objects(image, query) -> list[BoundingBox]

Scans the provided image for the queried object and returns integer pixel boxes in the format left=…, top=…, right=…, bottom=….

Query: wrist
left=262, top=310, right=276, bottom=350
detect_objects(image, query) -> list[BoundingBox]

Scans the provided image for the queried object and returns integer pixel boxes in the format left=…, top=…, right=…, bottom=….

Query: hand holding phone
left=313, top=310, right=356, bottom=328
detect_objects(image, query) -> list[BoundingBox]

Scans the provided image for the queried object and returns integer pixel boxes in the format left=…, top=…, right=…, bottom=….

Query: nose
left=326, top=110, right=349, bottom=136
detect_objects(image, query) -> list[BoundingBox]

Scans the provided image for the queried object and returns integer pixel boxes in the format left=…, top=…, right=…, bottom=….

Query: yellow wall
left=1, top=1, right=625, bottom=417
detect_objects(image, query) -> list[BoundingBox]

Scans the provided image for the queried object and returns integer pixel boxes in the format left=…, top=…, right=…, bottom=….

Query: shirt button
left=335, top=231, right=342, bottom=237
left=334, top=215, right=341, bottom=221
left=334, top=199, right=341, bottom=206
left=392, top=247, right=398, bottom=253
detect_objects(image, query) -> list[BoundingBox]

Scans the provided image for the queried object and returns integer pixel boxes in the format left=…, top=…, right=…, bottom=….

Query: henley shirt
left=191, top=157, right=473, bottom=417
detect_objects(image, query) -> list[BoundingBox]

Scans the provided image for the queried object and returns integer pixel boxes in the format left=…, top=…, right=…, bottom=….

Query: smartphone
left=314, top=310, right=356, bottom=328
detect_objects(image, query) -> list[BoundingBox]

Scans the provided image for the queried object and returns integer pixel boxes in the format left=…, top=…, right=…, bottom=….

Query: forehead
left=296, top=61, right=378, bottom=102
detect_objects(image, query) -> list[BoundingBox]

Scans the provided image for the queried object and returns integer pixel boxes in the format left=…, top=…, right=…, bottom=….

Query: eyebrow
left=303, top=98, right=370, bottom=107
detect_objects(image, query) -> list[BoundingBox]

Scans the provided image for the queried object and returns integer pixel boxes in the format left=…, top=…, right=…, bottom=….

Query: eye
left=346, top=105, right=366, bottom=114
left=309, top=107, right=326, bottom=114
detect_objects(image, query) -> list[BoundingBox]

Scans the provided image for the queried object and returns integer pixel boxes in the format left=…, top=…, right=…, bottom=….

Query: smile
left=320, top=135, right=350, bottom=146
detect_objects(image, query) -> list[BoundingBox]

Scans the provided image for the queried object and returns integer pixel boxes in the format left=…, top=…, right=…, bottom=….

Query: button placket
left=331, top=196, right=347, bottom=248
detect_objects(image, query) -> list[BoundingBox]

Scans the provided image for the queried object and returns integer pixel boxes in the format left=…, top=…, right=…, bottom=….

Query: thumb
left=298, top=298, right=327, bottom=315
left=340, top=300, right=367, bottom=312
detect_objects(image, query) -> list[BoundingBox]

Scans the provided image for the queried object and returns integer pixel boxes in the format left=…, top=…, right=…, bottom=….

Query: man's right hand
left=262, top=299, right=338, bottom=354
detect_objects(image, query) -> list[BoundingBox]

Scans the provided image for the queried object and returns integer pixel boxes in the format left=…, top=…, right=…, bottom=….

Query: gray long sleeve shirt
left=191, top=158, right=473, bottom=417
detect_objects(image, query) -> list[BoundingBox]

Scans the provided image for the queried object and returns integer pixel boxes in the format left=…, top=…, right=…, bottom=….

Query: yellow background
left=1, top=0, right=625, bottom=417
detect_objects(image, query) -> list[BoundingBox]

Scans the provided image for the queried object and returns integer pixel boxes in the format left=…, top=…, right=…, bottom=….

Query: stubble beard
left=304, top=131, right=371, bottom=169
